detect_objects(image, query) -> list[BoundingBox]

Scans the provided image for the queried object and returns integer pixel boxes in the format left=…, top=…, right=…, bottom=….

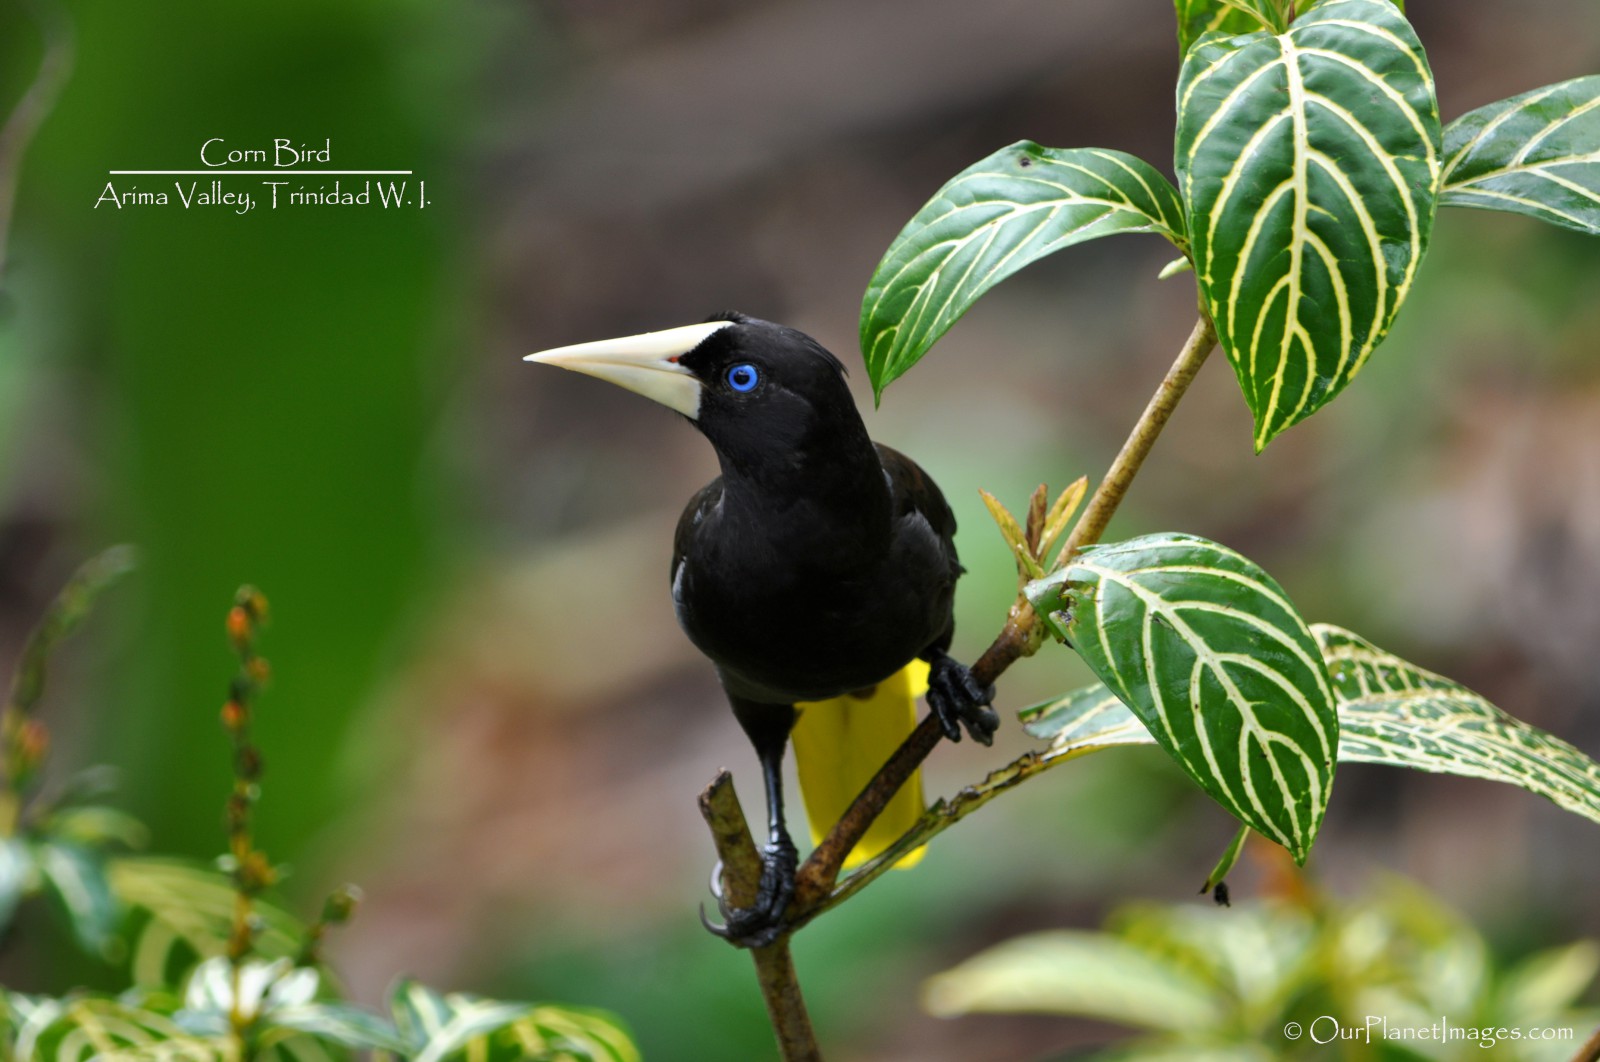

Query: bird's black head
left=677, top=312, right=860, bottom=467
left=526, top=312, right=869, bottom=481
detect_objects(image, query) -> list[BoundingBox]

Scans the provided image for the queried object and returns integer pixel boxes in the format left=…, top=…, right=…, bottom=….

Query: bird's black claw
left=703, top=839, right=796, bottom=949
left=927, top=654, right=998, bottom=747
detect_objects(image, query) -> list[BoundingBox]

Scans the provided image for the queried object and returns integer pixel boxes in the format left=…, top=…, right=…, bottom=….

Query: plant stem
left=0, top=0, right=73, bottom=283
left=700, top=772, right=820, bottom=1062
left=792, top=313, right=1217, bottom=909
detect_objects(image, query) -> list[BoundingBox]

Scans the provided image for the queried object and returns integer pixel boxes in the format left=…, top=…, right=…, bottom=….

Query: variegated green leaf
left=860, top=141, right=1186, bottom=400
left=413, top=1001, right=530, bottom=1062
left=37, top=842, right=119, bottom=957
left=1027, top=533, right=1336, bottom=862
left=1440, top=74, right=1600, bottom=234
left=1497, top=940, right=1600, bottom=1022
left=0, top=838, right=30, bottom=931
left=110, top=857, right=304, bottom=987
left=1022, top=686, right=1147, bottom=747
left=1017, top=684, right=1154, bottom=756
left=21, top=996, right=226, bottom=1062
left=1175, top=0, right=1270, bottom=57
left=41, top=804, right=151, bottom=850
left=254, top=1036, right=344, bottom=1062
left=1222, top=0, right=1287, bottom=30
left=1176, top=0, right=1441, bottom=451
left=267, top=1003, right=408, bottom=1054
left=518, top=1007, right=642, bottom=1062
left=1023, top=627, right=1600, bottom=829
left=1315, top=624, right=1600, bottom=825
left=181, top=957, right=319, bottom=1022
left=390, top=980, right=639, bottom=1062
left=1, top=990, right=64, bottom=1060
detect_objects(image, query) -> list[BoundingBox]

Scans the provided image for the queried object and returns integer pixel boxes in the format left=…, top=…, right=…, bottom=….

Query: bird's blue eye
left=726, top=363, right=760, bottom=392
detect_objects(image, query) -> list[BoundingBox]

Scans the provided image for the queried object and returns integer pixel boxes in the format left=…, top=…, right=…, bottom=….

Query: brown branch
left=699, top=773, right=820, bottom=1062
left=791, top=314, right=1218, bottom=912
left=1570, top=1023, right=1600, bottom=1062
left=0, top=0, right=74, bottom=282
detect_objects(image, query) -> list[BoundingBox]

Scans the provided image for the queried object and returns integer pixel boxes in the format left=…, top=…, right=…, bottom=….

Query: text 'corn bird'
left=525, top=312, right=998, bottom=946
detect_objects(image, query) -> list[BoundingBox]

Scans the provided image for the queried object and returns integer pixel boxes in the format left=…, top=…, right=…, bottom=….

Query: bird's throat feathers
left=713, top=422, right=893, bottom=552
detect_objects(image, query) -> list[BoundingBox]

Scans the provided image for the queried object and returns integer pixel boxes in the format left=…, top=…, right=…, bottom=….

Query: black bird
left=526, top=312, right=997, bottom=945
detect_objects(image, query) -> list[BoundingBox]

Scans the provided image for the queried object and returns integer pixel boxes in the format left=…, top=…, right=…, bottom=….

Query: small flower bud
left=236, top=746, right=264, bottom=781
left=15, top=719, right=49, bottom=767
left=235, top=586, right=269, bottom=622
left=226, top=606, right=253, bottom=647
left=221, top=700, right=248, bottom=731
left=226, top=792, right=251, bottom=831
left=237, top=849, right=276, bottom=892
left=321, top=884, right=363, bottom=925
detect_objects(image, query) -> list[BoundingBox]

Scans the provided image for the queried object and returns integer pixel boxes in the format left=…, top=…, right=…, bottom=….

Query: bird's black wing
left=875, top=443, right=958, bottom=562
left=671, top=477, right=723, bottom=595
left=876, top=442, right=963, bottom=661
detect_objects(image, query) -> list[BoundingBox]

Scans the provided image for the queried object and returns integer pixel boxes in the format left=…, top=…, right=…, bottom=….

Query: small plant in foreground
left=925, top=870, right=1600, bottom=1062
left=0, top=565, right=640, bottom=1062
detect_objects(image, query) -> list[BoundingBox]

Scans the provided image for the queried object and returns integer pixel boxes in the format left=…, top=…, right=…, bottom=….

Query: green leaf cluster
left=0, top=965, right=638, bottom=1062
left=0, top=570, right=641, bottom=1062
left=1018, top=623, right=1600, bottom=829
left=923, top=880, right=1600, bottom=1060
left=858, top=0, right=1600, bottom=871
left=860, top=0, right=1596, bottom=449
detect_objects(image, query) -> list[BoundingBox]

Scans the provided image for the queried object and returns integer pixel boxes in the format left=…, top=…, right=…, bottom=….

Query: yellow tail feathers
left=792, top=660, right=929, bottom=870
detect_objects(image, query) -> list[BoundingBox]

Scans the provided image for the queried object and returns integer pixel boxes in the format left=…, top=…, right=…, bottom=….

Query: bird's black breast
left=670, top=444, right=960, bottom=704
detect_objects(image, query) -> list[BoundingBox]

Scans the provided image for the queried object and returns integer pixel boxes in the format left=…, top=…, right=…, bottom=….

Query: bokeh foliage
left=2, top=0, right=474, bottom=867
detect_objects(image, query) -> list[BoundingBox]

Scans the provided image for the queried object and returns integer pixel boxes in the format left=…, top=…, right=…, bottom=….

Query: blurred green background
left=1, top=0, right=1597, bottom=1058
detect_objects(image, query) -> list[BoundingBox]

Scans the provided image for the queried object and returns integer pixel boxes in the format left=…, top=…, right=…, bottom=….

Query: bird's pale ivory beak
left=524, top=320, right=733, bottom=419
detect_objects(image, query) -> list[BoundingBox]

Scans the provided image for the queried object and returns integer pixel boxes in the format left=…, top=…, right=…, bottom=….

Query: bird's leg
left=923, top=647, right=999, bottom=746
left=706, top=700, right=798, bottom=948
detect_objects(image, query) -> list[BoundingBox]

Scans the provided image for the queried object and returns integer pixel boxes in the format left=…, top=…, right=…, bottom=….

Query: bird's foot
left=927, top=653, right=999, bottom=746
left=701, top=838, right=797, bottom=949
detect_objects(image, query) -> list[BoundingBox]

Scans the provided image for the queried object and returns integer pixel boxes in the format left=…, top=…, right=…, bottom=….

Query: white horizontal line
left=107, top=170, right=413, bottom=175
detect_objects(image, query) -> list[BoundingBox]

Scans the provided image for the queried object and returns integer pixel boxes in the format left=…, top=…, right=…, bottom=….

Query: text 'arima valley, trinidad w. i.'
left=94, top=138, right=427, bottom=215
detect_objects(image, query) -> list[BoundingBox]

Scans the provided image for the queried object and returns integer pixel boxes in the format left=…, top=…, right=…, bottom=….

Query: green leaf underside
left=1441, top=74, right=1600, bottom=235
left=922, top=930, right=1224, bottom=1029
left=1314, top=625, right=1600, bottom=825
left=1018, top=684, right=1154, bottom=751
left=1175, top=0, right=1269, bottom=57
left=1176, top=0, right=1441, bottom=451
left=859, top=141, right=1185, bottom=399
left=1027, top=533, right=1336, bottom=862
left=1023, top=625, right=1600, bottom=829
